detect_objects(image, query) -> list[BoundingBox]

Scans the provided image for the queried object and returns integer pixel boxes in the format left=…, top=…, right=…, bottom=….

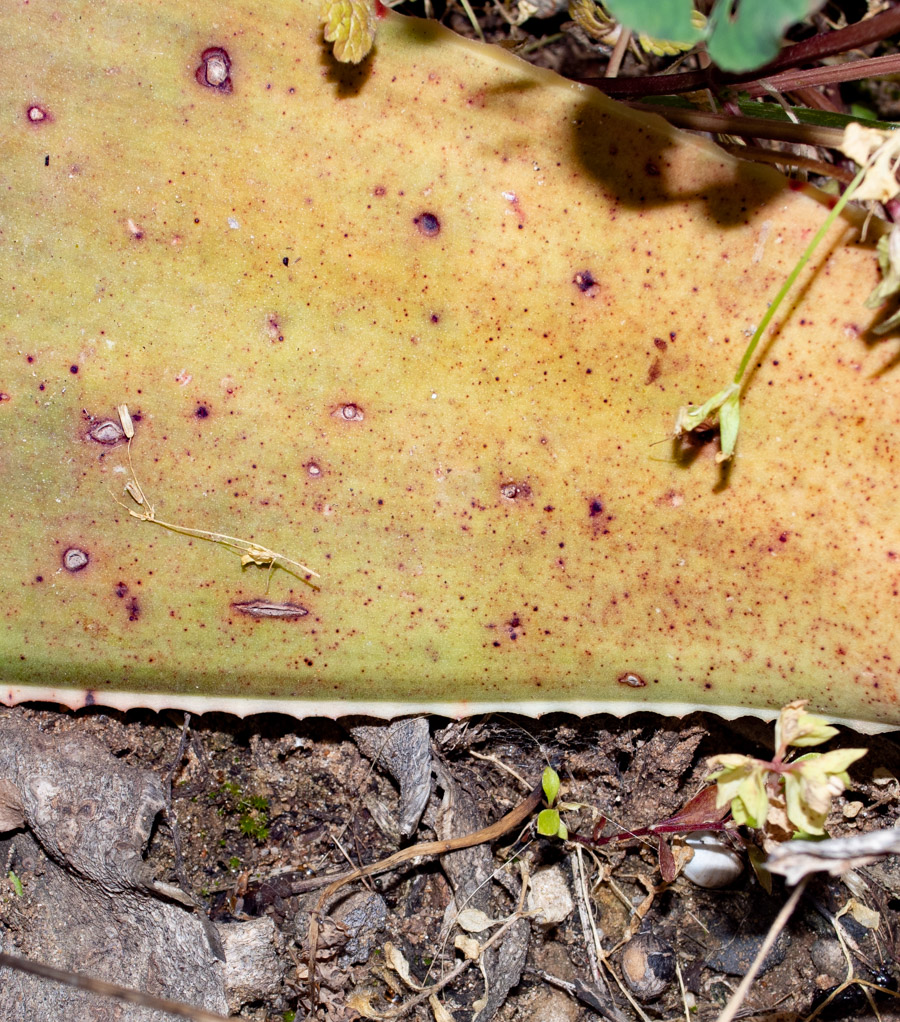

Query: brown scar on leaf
left=232, top=599, right=309, bottom=619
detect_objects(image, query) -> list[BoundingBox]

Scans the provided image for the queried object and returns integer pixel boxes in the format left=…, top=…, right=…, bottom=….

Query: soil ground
left=1, top=704, right=898, bottom=1021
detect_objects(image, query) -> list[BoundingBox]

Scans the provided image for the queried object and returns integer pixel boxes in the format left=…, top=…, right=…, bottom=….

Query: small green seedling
left=675, top=124, right=900, bottom=464
left=537, top=766, right=567, bottom=839
left=7, top=871, right=23, bottom=897
left=536, top=766, right=598, bottom=841
left=112, top=405, right=319, bottom=590
left=706, top=699, right=867, bottom=838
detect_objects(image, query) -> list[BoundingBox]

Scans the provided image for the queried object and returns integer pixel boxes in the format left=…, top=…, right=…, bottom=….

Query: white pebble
left=682, top=831, right=743, bottom=888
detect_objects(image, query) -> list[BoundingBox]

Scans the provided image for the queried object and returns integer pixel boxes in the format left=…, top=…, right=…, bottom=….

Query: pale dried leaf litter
left=321, top=0, right=378, bottom=63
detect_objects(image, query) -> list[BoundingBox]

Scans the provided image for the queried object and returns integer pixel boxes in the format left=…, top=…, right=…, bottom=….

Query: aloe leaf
left=0, top=0, right=897, bottom=728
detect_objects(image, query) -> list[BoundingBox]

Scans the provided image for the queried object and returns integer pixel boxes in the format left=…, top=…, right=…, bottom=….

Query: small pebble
left=620, top=932, right=675, bottom=1001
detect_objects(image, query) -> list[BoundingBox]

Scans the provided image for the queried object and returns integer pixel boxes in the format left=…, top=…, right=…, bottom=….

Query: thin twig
left=605, top=27, right=631, bottom=79
left=718, top=143, right=857, bottom=184
left=744, top=53, right=900, bottom=97
left=306, top=780, right=543, bottom=1005
left=571, top=847, right=604, bottom=988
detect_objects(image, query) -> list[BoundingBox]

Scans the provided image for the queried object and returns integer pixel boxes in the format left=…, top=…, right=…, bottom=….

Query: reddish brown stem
left=743, top=52, right=900, bottom=97
left=569, top=817, right=730, bottom=850
left=579, top=5, right=900, bottom=98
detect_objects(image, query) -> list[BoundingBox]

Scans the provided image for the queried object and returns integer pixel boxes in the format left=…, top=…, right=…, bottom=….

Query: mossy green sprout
left=706, top=699, right=867, bottom=837
left=210, top=781, right=271, bottom=843
left=112, top=404, right=319, bottom=590
left=675, top=123, right=900, bottom=464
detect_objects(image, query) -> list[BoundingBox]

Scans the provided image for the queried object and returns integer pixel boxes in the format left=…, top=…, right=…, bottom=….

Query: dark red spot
left=373, top=185, right=386, bottom=197
left=779, top=532, right=788, bottom=543
left=69, top=364, right=79, bottom=374
left=195, top=404, right=209, bottom=418
left=505, top=614, right=522, bottom=640
left=646, top=359, right=661, bottom=384
left=26, top=104, right=52, bottom=125
left=414, top=212, right=441, bottom=237
left=788, top=179, right=804, bottom=191
left=374, top=0, right=388, bottom=16
left=26, top=355, right=34, bottom=364
left=618, top=672, right=646, bottom=688
left=644, top=161, right=660, bottom=177
left=115, top=582, right=129, bottom=598
left=196, top=47, right=233, bottom=93
left=573, top=270, right=598, bottom=294
left=44, top=155, right=49, bottom=166
left=654, top=337, right=667, bottom=351
left=588, top=498, right=603, bottom=517
left=0, top=393, right=9, bottom=403
left=34, top=576, right=43, bottom=583
left=282, top=257, right=289, bottom=266
left=430, top=313, right=440, bottom=324
left=127, top=597, right=140, bottom=621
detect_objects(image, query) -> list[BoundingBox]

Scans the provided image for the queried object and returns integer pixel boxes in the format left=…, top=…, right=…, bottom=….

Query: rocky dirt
left=0, top=704, right=898, bottom=1022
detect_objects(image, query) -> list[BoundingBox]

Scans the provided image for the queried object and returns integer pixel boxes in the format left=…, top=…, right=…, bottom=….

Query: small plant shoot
left=537, top=766, right=567, bottom=839
left=706, top=700, right=867, bottom=837
left=674, top=123, right=900, bottom=465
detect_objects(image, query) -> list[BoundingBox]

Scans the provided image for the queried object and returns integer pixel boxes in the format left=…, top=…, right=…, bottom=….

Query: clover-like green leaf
left=775, top=700, right=838, bottom=753
left=537, top=808, right=562, bottom=837
left=603, top=0, right=826, bottom=73
left=783, top=770, right=826, bottom=834
left=602, top=0, right=701, bottom=46
left=782, top=748, right=866, bottom=833
left=707, top=755, right=769, bottom=826
left=706, top=0, right=826, bottom=74
left=542, top=766, right=561, bottom=807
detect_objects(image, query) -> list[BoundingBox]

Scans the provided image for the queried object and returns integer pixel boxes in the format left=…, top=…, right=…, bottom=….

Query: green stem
left=733, top=162, right=868, bottom=386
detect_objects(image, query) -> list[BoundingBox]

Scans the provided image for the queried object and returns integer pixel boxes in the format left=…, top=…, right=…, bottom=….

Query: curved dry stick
left=306, top=778, right=543, bottom=1006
